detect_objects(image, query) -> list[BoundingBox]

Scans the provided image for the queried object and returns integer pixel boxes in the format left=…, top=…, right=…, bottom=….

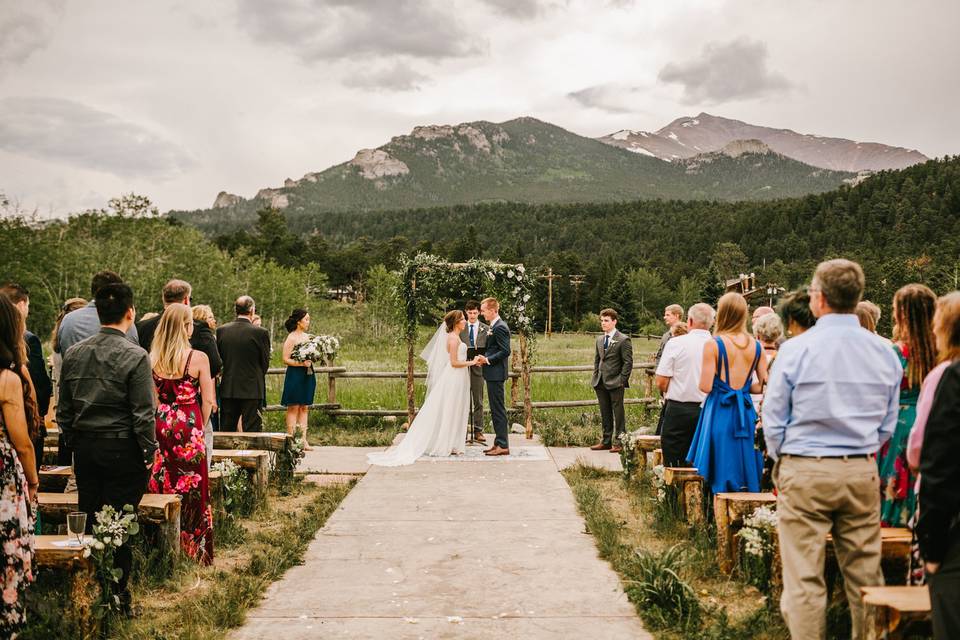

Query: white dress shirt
left=655, top=329, right=712, bottom=403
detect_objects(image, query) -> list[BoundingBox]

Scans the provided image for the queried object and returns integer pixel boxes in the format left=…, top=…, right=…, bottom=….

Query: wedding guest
left=916, top=343, right=960, bottom=638
left=655, top=303, right=714, bottom=466
left=687, top=293, right=767, bottom=493
left=751, top=305, right=775, bottom=331
left=57, top=270, right=138, bottom=354
left=878, top=284, right=936, bottom=527
left=139, top=311, right=159, bottom=323
left=459, top=300, right=488, bottom=443
left=654, top=304, right=683, bottom=364
left=670, top=322, right=688, bottom=337
left=776, top=288, right=816, bottom=338
left=281, top=309, right=315, bottom=451
left=57, top=283, right=157, bottom=616
left=252, top=314, right=262, bottom=327
left=0, top=293, right=39, bottom=637
left=590, top=309, right=633, bottom=454
left=217, top=296, right=270, bottom=432
left=192, top=304, right=217, bottom=330
left=50, top=297, right=86, bottom=465
left=753, top=313, right=783, bottom=361
left=148, top=303, right=215, bottom=564
left=856, top=300, right=879, bottom=333
left=763, top=259, right=902, bottom=640
left=136, top=280, right=221, bottom=377
left=1, top=283, right=52, bottom=474
left=906, top=292, right=960, bottom=584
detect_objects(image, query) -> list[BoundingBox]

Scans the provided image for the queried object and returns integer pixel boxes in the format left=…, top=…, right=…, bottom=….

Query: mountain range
left=175, top=113, right=928, bottom=226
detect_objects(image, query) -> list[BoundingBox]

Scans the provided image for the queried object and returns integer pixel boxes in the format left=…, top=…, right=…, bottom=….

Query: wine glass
left=67, top=511, right=87, bottom=546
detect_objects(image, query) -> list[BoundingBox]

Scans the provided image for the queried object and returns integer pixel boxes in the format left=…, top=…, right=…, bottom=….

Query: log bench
left=44, top=424, right=59, bottom=449
left=651, top=448, right=663, bottom=468
left=213, top=449, right=270, bottom=506
left=860, top=586, right=931, bottom=640
left=213, top=431, right=291, bottom=453
left=39, top=465, right=72, bottom=492
left=35, top=535, right=95, bottom=631
left=630, top=435, right=661, bottom=474
left=827, top=527, right=913, bottom=585
left=208, top=469, right=223, bottom=513
left=38, top=492, right=182, bottom=555
left=662, top=467, right=705, bottom=523
left=714, top=492, right=776, bottom=573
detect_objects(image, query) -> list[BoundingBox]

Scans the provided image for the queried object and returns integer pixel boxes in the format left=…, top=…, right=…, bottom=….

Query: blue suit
left=482, top=318, right=511, bottom=448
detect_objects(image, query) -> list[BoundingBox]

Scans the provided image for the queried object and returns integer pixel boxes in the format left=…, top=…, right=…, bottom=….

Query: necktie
left=603, top=335, right=609, bottom=350
left=469, top=324, right=475, bottom=347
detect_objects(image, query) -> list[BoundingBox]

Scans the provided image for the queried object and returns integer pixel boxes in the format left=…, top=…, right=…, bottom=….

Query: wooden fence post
left=510, top=349, right=520, bottom=406
left=520, top=334, right=533, bottom=438
left=326, top=356, right=337, bottom=405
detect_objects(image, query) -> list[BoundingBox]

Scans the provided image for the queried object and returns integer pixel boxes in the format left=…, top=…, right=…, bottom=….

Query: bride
left=367, top=310, right=479, bottom=466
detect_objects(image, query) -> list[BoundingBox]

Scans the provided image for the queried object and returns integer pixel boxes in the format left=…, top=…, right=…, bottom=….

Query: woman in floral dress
left=878, top=284, right=937, bottom=527
left=148, top=304, right=216, bottom=564
left=0, top=293, right=40, bottom=636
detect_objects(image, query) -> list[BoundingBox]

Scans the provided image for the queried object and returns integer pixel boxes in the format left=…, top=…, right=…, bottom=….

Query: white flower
left=517, top=265, right=525, bottom=273
left=523, top=294, right=530, bottom=302
left=507, top=270, right=515, bottom=279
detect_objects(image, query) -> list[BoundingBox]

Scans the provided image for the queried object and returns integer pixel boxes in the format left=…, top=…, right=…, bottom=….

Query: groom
left=476, top=297, right=511, bottom=456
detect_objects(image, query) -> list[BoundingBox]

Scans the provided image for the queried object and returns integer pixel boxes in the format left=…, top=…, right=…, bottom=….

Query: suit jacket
left=459, top=321, right=489, bottom=378
left=592, top=330, right=633, bottom=390
left=917, top=360, right=960, bottom=563
left=216, top=318, right=271, bottom=399
left=481, top=318, right=511, bottom=382
left=25, top=330, right=52, bottom=420
left=138, top=312, right=222, bottom=378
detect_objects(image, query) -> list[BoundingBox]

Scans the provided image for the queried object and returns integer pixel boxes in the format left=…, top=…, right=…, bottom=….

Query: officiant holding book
left=460, top=300, right=489, bottom=443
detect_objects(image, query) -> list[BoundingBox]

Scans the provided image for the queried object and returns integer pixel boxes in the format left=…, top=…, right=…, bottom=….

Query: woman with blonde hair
left=148, top=303, right=216, bottom=564
left=687, top=292, right=768, bottom=493
left=191, top=304, right=217, bottom=330
left=878, top=284, right=937, bottom=527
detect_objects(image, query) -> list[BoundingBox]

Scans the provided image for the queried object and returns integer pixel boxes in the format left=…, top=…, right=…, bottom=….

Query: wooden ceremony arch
left=398, top=254, right=535, bottom=438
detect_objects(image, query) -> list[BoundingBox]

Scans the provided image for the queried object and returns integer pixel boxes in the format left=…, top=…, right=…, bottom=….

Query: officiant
left=460, top=300, right=489, bottom=442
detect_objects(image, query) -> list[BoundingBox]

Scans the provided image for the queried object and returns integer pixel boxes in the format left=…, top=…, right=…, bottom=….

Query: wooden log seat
left=662, top=466, right=705, bottom=524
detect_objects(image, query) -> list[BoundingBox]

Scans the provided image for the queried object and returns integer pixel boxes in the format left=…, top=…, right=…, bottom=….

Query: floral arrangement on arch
left=397, top=253, right=536, bottom=342
left=291, top=334, right=341, bottom=366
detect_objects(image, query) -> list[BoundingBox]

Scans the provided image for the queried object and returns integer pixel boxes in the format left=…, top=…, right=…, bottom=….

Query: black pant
left=930, top=534, right=960, bottom=639
left=73, top=437, right=147, bottom=605
left=595, top=385, right=626, bottom=446
left=219, top=398, right=263, bottom=432
left=485, top=379, right=508, bottom=449
left=660, top=400, right=702, bottom=467
left=56, top=432, right=73, bottom=466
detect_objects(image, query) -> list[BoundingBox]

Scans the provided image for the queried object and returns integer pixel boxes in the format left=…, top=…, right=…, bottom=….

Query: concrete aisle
left=233, top=438, right=650, bottom=639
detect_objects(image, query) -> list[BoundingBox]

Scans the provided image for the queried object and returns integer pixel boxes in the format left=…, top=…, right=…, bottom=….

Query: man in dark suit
left=136, top=279, right=221, bottom=377
left=590, top=308, right=633, bottom=453
left=1, top=283, right=53, bottom=473
left=459, top=300, right=489, bottom=443
left=477, top=297, right=511, bottom=456
left=217, top=296, right=271, bottom=432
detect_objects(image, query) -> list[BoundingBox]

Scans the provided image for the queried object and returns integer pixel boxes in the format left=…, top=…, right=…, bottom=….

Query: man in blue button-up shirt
left=763, top=259, right=901, bottom=640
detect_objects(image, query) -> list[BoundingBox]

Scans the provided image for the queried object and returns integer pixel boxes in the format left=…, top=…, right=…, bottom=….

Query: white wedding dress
left=367, top=329, right=470, bottom=466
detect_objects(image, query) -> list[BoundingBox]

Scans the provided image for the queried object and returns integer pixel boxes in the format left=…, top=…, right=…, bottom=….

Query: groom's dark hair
left=465, top=300, right=480, bottom=311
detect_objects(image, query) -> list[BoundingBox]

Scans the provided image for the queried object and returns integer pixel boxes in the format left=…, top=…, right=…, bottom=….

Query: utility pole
left=540, top=268, right=561, bottom=337
left=569, top=274, right=586, bottom=323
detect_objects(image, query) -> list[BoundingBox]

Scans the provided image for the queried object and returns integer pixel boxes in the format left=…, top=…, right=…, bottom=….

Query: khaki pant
left=775, top=455, right=883, bottom=640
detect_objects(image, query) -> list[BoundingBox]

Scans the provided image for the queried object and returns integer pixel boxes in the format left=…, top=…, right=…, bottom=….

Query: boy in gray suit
left=459, top=300, right=489, bottom=443
left=590, top=308, right=633, bottom=453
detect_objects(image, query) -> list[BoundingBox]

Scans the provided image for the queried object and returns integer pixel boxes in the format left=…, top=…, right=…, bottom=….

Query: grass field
left=261, top=301, right=662, bottom=446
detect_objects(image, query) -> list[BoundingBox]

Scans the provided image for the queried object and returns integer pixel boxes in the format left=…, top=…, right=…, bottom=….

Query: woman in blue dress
left=281, top=309, right=316, bottom=451
left=687, top=292, right=769, bottom=494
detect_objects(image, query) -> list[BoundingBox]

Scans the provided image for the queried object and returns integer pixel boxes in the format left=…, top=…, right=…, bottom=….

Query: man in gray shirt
left=58, top=282, right=156, bottom=616
left=57, top=270, right=138, bottom=355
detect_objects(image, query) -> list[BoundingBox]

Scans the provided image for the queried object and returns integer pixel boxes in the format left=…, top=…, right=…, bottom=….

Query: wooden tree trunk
left=406, top=337, right=416, bottom=426
left=510, top=350, right=520, bottom=406
left=327, top=355, right=337, bottom=404
left=520, top=334, right=533, bottom=438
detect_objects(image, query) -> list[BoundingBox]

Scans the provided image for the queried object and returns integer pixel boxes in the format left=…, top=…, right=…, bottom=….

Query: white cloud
left=0, top=97, right=194, bottom=179
left=342, top=62, right=430, bottom=92
left=0, top=0, right=65, bottom=72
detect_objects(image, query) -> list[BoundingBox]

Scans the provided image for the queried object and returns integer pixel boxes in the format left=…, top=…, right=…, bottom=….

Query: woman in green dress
left=878, top=284, right=936, bottom=527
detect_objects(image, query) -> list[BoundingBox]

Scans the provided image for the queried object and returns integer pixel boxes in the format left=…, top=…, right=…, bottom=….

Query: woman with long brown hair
left=687, top=292, right=769, bottom=493
left=878, top=284, right=937, bottom=527
left=148, top=303, right=216, bottom=564
left=0, top=293, right=39, bottom=635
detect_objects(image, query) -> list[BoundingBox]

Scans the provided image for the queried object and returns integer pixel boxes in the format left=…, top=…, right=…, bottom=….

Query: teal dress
left=281, top=365, right=317, bottom=407
left=878, top=344, right=919, bottom=527
left=687, top=337, right=764, bottom=494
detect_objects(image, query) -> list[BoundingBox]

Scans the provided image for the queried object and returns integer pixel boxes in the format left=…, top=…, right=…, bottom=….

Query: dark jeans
left=930, top=533, right=960, bottom=639
left=595, top=385, right=625, bottom=447
left=485, top=379, right=508, bottom=449
left=220, top=398, right=263, bottom=432
left=660, top=400, right=702, bottom=467
left=73, top=437, right=147, bottom=606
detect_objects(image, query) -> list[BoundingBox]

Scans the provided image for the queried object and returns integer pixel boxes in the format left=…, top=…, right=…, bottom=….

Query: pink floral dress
left=149, top=351, right=213, bottom=565
left=0, top=410, right=34, bottom=635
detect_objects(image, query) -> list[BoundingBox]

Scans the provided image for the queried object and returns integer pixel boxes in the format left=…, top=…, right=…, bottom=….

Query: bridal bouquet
left=291, top=334, right=341, bottom=371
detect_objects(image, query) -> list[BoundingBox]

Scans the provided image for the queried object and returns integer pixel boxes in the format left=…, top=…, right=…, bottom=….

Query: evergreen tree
left=603, top=268, right=640, bottom=333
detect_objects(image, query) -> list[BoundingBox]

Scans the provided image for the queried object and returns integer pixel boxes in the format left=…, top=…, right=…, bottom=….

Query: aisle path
left=234, top=436, right=648, bottom=639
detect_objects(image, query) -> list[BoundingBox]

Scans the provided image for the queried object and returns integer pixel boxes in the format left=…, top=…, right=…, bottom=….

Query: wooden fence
left=263, top=361, right=659, bottom=417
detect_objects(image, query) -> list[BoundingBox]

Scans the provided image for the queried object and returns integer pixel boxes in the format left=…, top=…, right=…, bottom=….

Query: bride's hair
left=444, top=310, right=464, bottom=332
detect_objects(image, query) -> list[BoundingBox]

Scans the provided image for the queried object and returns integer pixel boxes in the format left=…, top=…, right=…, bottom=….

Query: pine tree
left=603, top=269, right=640, bottom=333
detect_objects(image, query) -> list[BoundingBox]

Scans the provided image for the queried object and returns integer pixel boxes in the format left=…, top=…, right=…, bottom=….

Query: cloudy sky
left=2, top=0, right=958, bottom=216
